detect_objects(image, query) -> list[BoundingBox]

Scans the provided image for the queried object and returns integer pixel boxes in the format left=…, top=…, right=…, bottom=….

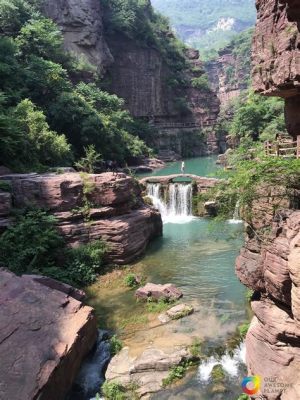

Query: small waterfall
left=147, top=182, right=193, bottom=223
left=198, top=343, right=246, bottom=383
left=228, top=200, right=243, bottom=224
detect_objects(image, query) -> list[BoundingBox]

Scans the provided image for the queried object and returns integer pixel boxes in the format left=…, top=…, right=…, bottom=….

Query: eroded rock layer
left=236, top=210, right=300, bottom=398
left=252, top=0, right=300, bottom=138
left=0, top=269, right=97, bottom=400
left=0, top=172, right=162, bottom=264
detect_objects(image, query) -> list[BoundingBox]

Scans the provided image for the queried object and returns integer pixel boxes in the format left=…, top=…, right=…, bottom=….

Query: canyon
left=42, top=0, right=221, bottom=160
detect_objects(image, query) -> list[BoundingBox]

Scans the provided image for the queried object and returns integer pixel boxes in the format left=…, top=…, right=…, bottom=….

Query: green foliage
left=237, top=395, right=249, bottom=400
left=189, top=338, right=202, bottom=357
left=0, top=209, right=64, bottom=274
left=162, top=364, right=187, bottom=387
left=238, top=322, right=250, bottom=338
left=110, top=335, right=123, bottom=355
left=102, top=381, right=127, bottom=400
left=0, top=208, right=107, bottom=286
left=15, top=99, right=72, bottom=169
left=0, top=0, right=152, bottom=171
left=211, top=364, right=226, bottom=383
left=75, top=145, right=102, bottom=173
left=229, top=90, right=286, bottom=140
left=124, top=273, right=138, bottom=288
left=245, top=289, right=254, bottom=302
left=191, top=74, right=210, bottom=90
left=16, top=18, right=64, bottom=62
left=146, top=298, right=171, bottom=313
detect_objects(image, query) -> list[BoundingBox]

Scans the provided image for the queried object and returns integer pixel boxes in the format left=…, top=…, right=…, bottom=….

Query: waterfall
left=147, top=182, right=193, bottom=223
left=228, top=200, right=242, bottom=224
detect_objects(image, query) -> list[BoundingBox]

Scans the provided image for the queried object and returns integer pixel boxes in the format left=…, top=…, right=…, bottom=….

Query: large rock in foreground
left=0, top=269, right=97, bottom=400
left=1, top=172, right=163, bottom=264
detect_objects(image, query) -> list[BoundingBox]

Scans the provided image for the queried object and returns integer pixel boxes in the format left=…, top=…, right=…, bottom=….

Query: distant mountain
left=151, top=0, right=256, bottom=57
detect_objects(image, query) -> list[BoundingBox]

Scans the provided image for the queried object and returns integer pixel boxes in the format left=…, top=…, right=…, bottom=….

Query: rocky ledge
left=236, top=210, right=300, bottom=398
left=0, top=268, right=97, bottom=400
left=0, top=172, right=162, bottom=264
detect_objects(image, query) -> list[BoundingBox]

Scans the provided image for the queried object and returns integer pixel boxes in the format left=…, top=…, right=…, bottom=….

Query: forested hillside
left=151, top=0, right=256, bottom=57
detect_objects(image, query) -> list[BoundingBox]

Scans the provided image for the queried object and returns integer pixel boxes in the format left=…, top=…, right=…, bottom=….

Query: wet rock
left=135, top=283, right=183, bottom=302
left=0, top=269, right=97, bottom=400
left=166, top=304, right=194, bottom=320
left=106, top=347, right=191, bottom=397
left=204, top=201, right=218, bottom=217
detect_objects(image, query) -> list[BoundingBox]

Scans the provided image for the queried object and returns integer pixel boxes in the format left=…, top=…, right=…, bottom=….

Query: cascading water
left=228, top=200, right=243, bottom=224
left=147, top=182, right=193, bottom=223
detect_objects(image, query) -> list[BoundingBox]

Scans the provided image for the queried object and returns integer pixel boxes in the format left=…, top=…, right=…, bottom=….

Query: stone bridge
left=139, top=174, right=222, bottom=192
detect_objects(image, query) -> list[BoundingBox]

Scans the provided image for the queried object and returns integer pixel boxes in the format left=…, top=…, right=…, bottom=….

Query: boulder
left=136, top=283, right=183, bottom=302
left=106, top=346, right=191, bottom=397
left=0, top=269, right=97, bottom=400
left=166, top=303, right=194, bottom=320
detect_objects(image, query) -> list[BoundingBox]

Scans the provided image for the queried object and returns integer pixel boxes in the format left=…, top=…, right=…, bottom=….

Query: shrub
left=110, top=335, right=123, bottom=355
left=75, top=145, right=102, bottom=173
left=124, top=273, right=138, bottom=288
left=162, top=364, right=187, bottom=387
left=0, top=209, right=107, bottom=287
left=189, top=338, right=202, bottom=357
left=238, top=322, right=250, bottom=339
left=0, top=209, right=64, bottom=274
left=101, top=381, right=126, bottom=400
left=191, top=74, right=210, bottom=90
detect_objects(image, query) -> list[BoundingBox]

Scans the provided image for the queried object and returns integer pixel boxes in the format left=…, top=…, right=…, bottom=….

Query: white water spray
left=228, top=200, right=243, bottom=224
left=197, top=342, right=246, bottom=383
left=147, top=182, right=193, bottom=223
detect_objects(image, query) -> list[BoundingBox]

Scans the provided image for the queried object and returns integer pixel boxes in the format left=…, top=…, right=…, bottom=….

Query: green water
left=88, top=157, right=247, bottom=399
left=137, top=156, right=220, bottom=178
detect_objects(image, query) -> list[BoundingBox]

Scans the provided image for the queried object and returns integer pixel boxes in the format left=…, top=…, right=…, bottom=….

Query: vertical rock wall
left=252, top=0, right=300, bottom=138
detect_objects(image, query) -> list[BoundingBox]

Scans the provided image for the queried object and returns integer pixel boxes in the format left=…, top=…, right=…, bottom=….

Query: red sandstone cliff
left=252, top=0, right=300, bottom=138
left=0, top=172, right=162, bottom=264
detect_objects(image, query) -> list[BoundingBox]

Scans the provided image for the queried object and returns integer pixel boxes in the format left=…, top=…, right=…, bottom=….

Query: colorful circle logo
left=242, top=376, right=261, bottom=395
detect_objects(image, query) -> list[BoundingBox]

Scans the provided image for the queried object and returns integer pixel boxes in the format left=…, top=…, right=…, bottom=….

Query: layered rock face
left=0, top=172, right=162, bottom=264
left=236, top=207, right=300, bottom=398
left=252, top=0, right=300, bottom=138
left=206, top=44, right=250, bottom=107
left=107, top=37, right=220, bottom=158
left=0, top=268, right=97, bottom=400
left=42, top=0, right=113, bottom=71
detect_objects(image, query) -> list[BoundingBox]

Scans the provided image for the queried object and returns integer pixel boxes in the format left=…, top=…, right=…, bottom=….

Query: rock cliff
left=236, top=207, right=300, bottom=398
left=206, top=29, right=252, bottom=108
left=42, top=0, right=221, bottom=159
left=42, top=0, right=113, bottom=71
left=0, top=172, right=162, bottom=264
left=0, top=268, right=97, bottom=400
left=252, top=0, right=300, bottom=138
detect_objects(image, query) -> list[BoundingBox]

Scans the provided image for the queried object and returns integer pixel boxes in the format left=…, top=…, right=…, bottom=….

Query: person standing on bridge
left=181, top=161, right=185, bottom=174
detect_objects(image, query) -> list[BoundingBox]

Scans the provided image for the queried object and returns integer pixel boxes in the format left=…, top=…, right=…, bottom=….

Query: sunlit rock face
left=1, top=172, right=163, bottom=264
left=252, top=0, right=300, bottom=138
left=0, top=269, right=97, bottom=400
left=236, top=210, right=300, bottom=399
